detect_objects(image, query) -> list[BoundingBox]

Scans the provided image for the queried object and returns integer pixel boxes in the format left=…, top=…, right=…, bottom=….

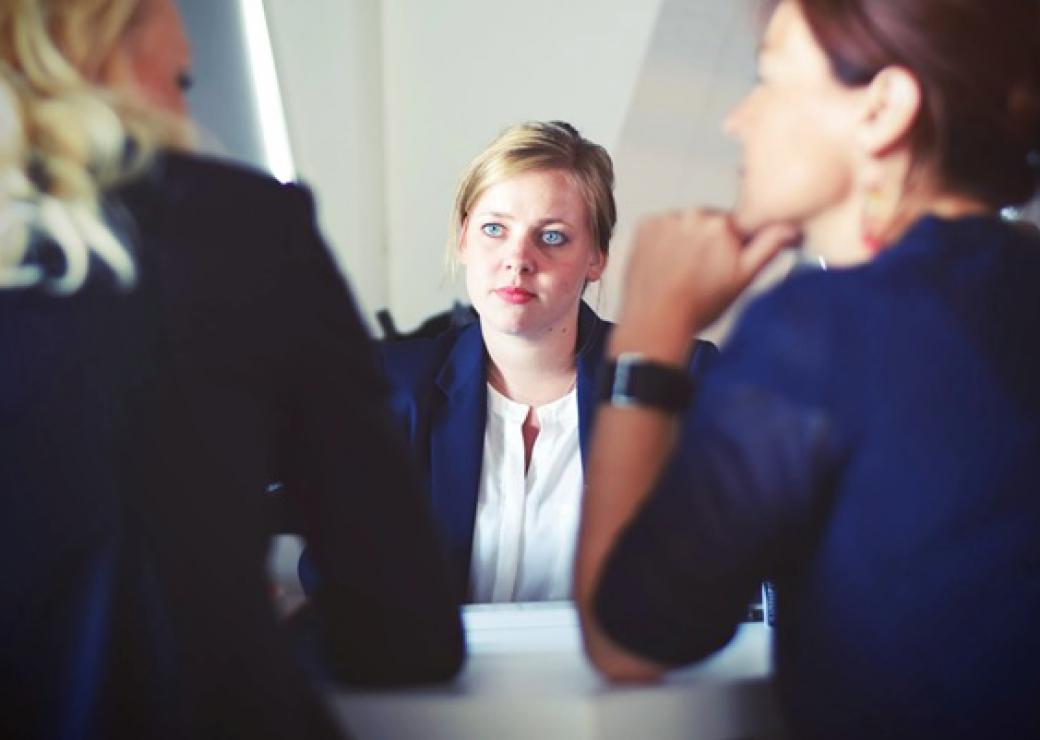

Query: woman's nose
left=502, top=234, right=535, bottom=273
left=723, top=93, right=751, bottom=138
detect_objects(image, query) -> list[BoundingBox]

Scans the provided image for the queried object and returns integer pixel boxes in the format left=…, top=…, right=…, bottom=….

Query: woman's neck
left=805, top=183, right=992, bottom=267
left=483, top=315, right=579, bottom=408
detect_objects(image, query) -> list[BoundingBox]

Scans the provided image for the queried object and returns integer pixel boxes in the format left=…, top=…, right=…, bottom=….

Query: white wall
left=259, top=0, right=774, bottom=334
left=263, top=0, right=389, bottom=323
left=181, top=1, right=268, bottom=171
left=601, top=0, right=796, bottom=342
left=208, top=3, right=1039, bottom=341
left=379, top=0, right=664, bottom=330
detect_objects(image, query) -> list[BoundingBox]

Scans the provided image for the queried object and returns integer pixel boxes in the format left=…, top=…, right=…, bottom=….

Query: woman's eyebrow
left=475, top=211, right=574, bottom=227
left=534, top=217, right=574, bottom=228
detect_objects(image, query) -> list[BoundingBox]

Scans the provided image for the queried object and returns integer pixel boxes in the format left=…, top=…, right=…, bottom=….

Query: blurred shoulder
left=708, top=267, right=840, bottom=398
left=736, top=266, right=842, bottom=338
left=159, top=150, right=301, bottom=195
left=120, top=150, right=315, bottom=228
left=110, top=152, right=344, bottom=319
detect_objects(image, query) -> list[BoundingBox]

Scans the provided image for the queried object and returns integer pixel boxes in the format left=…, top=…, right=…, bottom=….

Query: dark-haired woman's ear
left=858, top=65, right=922, bottom=158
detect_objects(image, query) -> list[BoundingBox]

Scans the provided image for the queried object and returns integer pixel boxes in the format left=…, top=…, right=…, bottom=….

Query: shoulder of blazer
left=157, top=150, right=299, bottom=199
left=378, top=321, right=487, bottom=430
left=116, top=150, right=315, bottom=236
left=380, top=327, right=467, bottom=396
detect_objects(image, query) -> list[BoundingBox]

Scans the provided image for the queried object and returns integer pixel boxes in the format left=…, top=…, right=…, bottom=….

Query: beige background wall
left=258, top=0, right=763, bottom=333
left=188, top=0, right=1039, bottom=340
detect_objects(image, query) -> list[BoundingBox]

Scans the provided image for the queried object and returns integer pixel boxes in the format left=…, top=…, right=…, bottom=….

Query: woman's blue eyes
left=480, top=223, right=567, bottom=246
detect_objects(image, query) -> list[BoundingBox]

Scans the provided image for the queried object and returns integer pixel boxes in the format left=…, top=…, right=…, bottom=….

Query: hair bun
left=548, top=120, right=581, bottom=138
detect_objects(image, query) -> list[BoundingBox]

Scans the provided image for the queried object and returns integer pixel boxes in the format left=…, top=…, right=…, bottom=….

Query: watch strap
left=597, top=352, right=693, bottom=413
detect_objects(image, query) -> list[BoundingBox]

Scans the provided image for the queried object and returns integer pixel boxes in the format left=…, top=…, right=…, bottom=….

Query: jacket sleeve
left=594, top=281, right=842, bottom=666
left=275, top=184, right=464, bottom=685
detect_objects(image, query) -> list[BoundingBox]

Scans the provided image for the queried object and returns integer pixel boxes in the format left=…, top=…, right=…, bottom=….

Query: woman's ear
left=95, top=41, right=133, bottom=90
left=586, top=248, right=607, bottom=283
left=858, top=66, right=922, bottom=157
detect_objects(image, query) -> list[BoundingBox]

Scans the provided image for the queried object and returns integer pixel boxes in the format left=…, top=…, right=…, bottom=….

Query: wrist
left=597, top=352, right=694, bottom=413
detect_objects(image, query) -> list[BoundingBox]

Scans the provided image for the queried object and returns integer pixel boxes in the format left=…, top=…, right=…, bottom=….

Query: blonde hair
left=449, top=121, right=616, bottom=269
left=0, top=0, right=189, bottom=293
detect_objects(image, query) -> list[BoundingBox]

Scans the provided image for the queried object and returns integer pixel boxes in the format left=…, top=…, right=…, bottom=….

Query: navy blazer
left=381, top=301, right=718, bottom=599
left=1, top=153, right=463, bottom=740
left=593, top=215, right=1040, bottom=739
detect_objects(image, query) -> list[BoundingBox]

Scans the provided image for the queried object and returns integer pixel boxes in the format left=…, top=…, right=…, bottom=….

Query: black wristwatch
left=597, top=352, right=693, bottom=413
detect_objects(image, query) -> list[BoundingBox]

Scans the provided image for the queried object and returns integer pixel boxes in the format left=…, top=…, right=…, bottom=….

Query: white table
left=327, top=602, right=787, bottom=740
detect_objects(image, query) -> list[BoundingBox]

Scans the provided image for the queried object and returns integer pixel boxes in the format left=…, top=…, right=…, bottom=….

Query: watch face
left=600, top=354, right=693, bottom=412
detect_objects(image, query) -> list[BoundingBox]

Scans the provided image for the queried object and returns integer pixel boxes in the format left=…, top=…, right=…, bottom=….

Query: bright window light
left=239, top=0, right=296, bottom=183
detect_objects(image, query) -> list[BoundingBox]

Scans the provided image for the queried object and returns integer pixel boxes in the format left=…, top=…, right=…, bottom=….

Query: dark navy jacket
left=594, top=215, right=1040, bottom=739
left=380, top=301, right=718, bottom=599
left=0, top=153, right=463, bottom=740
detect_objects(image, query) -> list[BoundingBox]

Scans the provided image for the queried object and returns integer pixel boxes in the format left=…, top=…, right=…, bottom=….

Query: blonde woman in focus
left=1, top=2, right=462, bottom=739
left=376, top=121, right=718, bottom=603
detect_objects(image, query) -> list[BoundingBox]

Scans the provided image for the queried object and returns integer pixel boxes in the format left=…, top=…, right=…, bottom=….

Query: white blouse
left=469, top=383, right=583, bottom=603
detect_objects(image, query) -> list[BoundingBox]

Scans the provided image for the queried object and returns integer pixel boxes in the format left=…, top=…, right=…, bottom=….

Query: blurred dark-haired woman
left=577, top=1, right=1040, bottom=738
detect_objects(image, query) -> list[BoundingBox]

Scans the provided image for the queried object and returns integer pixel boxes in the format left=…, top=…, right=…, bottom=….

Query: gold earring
left=860, top=184, right=896, bottom=254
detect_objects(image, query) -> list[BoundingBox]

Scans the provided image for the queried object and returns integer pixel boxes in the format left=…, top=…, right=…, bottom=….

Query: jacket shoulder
left=120, top=151, right=314, bottom=229
left=159, top=151, right=293, bottom=195
left=379, top=329, right=463, bottom=395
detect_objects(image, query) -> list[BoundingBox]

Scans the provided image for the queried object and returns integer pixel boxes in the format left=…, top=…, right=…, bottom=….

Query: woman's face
left=105, top=0, right=192, bottom=114
left=458, top=168, right=606, bottom=341
left=725, top=0, right=865, bottom=257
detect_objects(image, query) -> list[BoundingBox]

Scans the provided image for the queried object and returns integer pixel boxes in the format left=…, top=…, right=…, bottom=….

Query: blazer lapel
left=430, top=323, right=487, bottom=597
left=575, top=301, right=610, bottom=464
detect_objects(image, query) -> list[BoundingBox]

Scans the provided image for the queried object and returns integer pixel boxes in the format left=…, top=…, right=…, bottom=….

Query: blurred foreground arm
left=279, top=186, right=464, bottom=685
left=576, top=210, right=793, bottom=680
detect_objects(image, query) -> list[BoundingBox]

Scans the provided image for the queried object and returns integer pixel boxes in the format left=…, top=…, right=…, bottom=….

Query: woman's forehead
left=759, top=2, right=832, bottom=78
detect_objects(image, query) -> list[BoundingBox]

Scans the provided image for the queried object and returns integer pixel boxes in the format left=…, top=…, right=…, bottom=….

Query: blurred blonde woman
left=1, top=1, right=462, bottom=738
left=0, top=0, right=183, bottom=292
left=378, top=121, right=718, bottom=602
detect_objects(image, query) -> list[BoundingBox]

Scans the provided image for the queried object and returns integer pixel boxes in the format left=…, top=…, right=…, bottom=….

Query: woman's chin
left=481, top=307, right=535, bottom=338
left=731, top=202, right=771, bottom=239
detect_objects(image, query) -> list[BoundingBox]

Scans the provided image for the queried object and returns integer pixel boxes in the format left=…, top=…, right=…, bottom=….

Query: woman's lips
left=495, top=286, right=536, bottom=304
